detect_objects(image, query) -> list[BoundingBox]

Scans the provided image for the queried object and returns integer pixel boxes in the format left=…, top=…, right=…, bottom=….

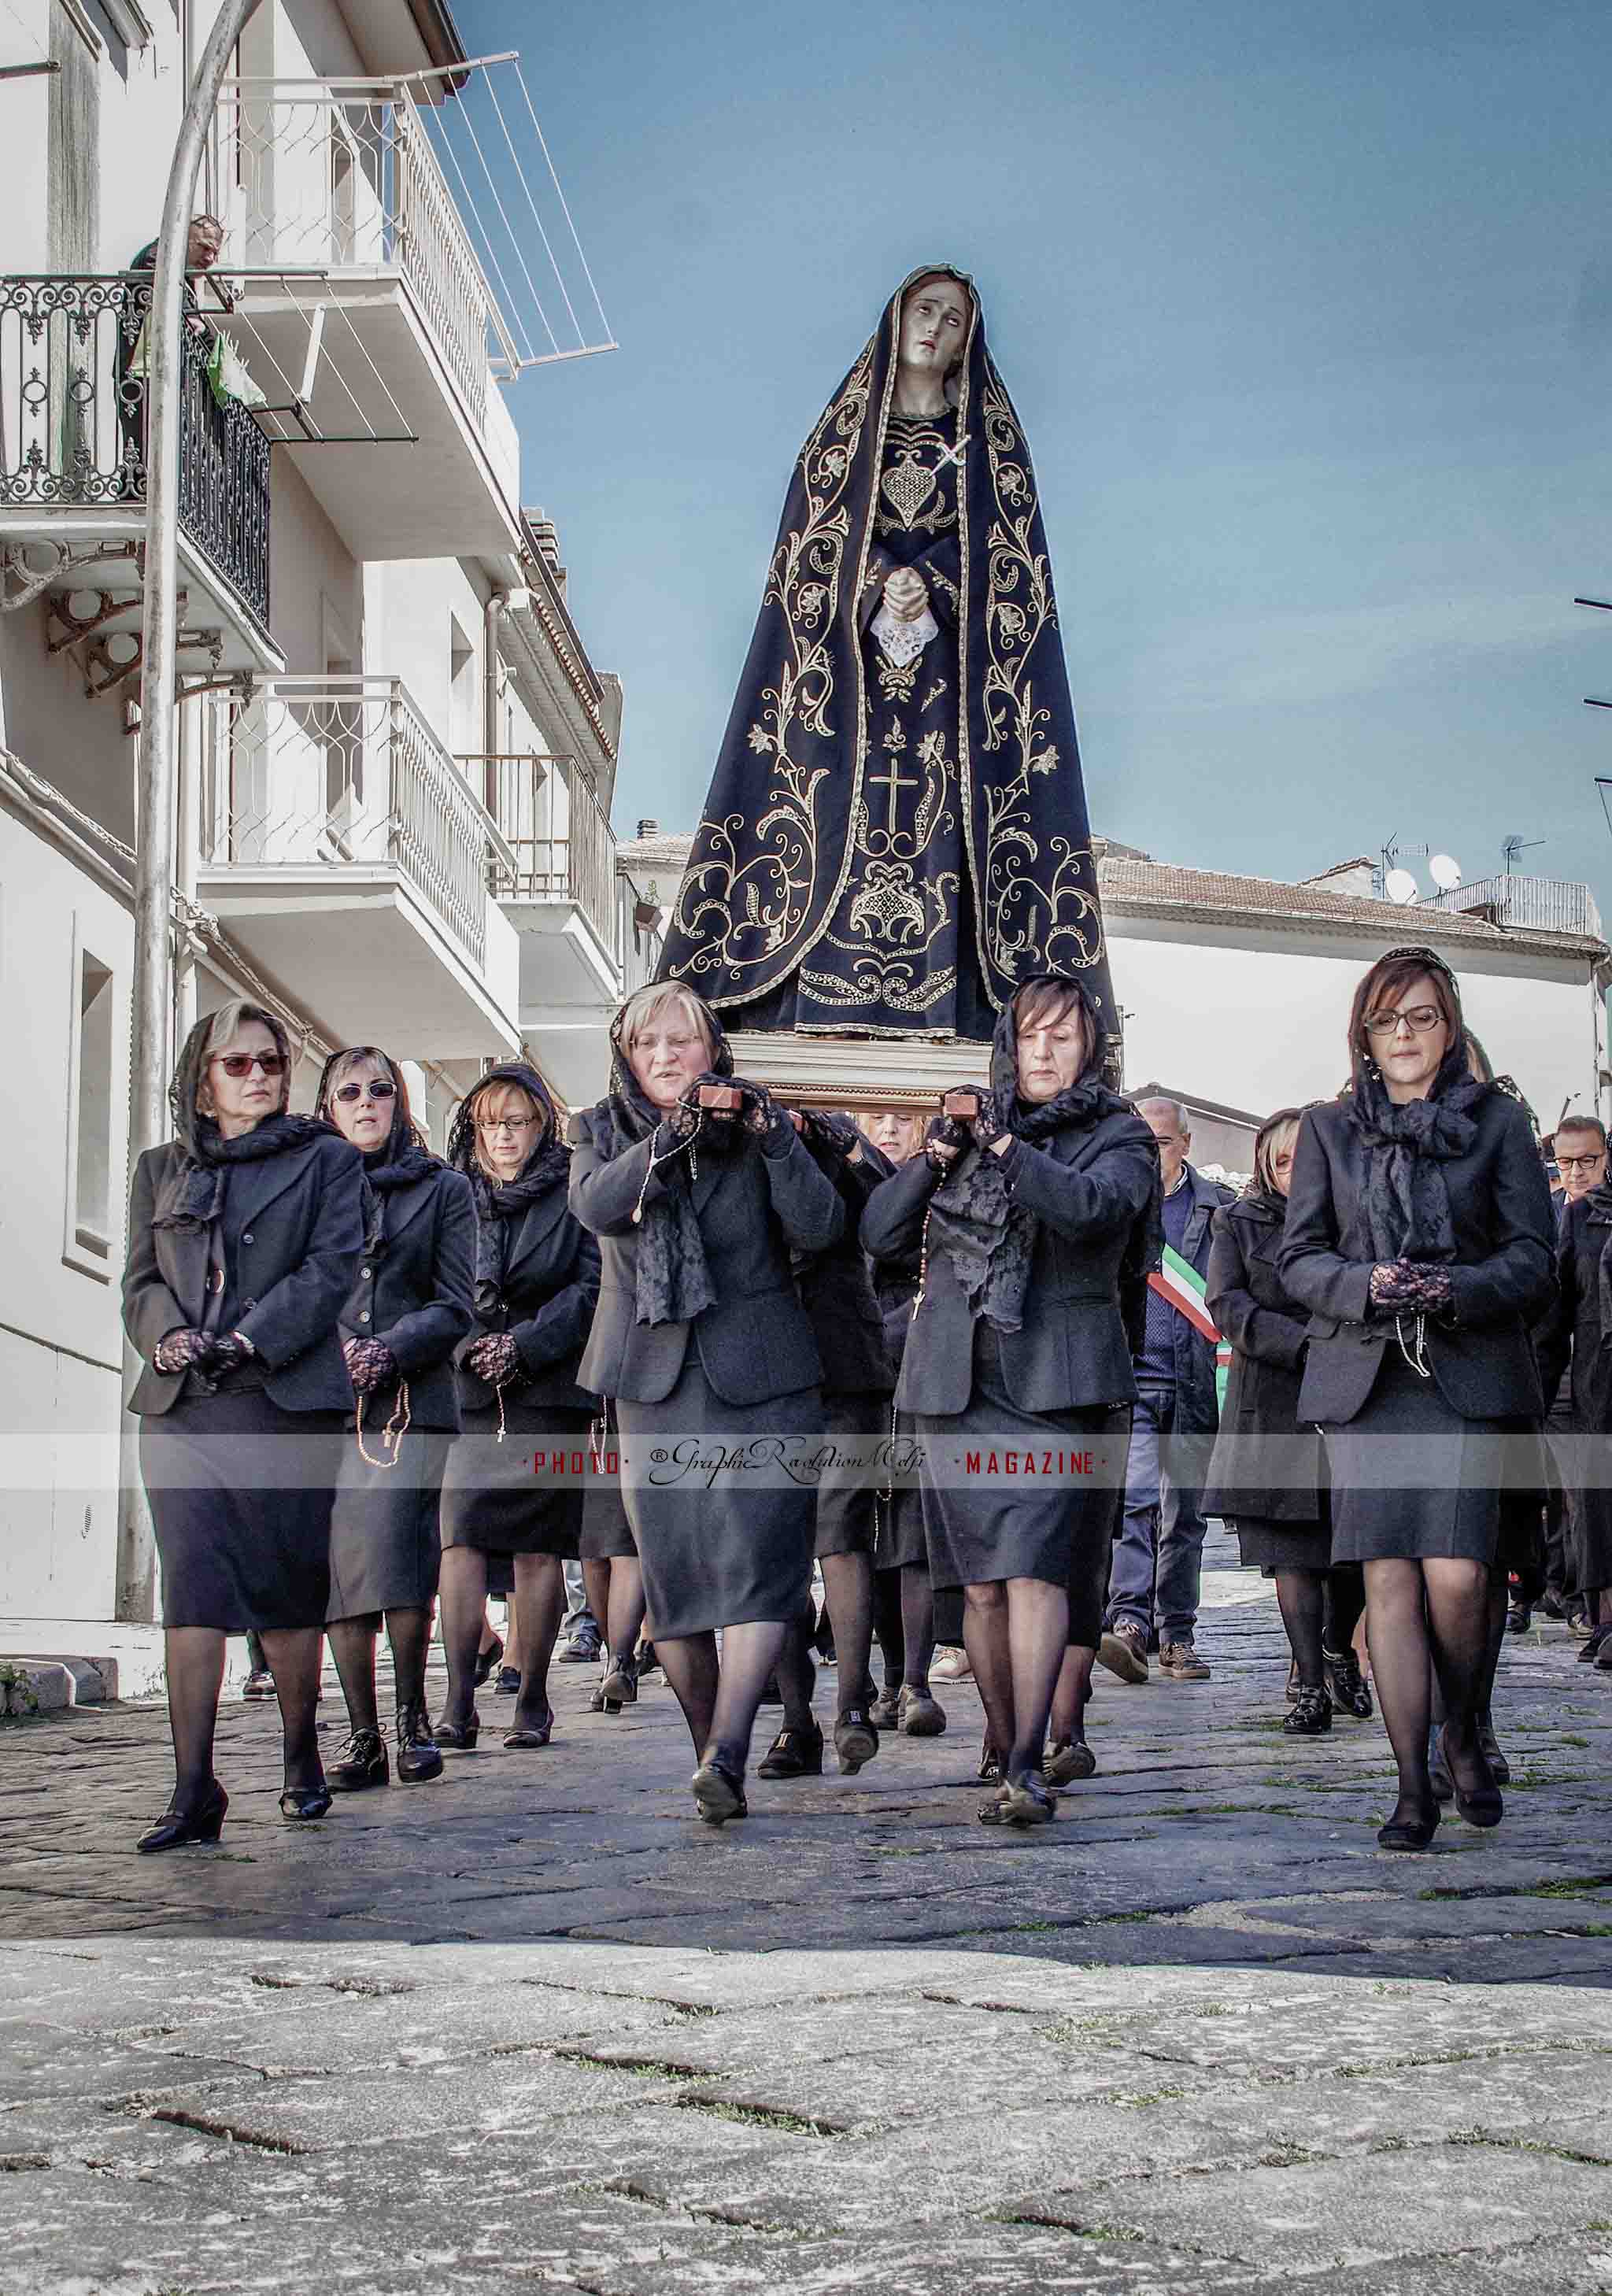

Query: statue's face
left=897, top=275, right=971, bottom=385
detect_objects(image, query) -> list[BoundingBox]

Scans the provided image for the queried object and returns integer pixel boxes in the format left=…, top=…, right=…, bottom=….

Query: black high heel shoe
left=1377, top=1799, right=1440, bottom=1852
left=599, top=1656, right=638, bottom=1705
left=473, top=1635, right=505, bottom=1689
left=504, top=1706, right=553, bottom=1750
left=434, top=1710, right=480, bottom=1751
left=138, top=1781, right=227, bottom=1854
left=692, top=1754, right=747, bottom=1826
left=1441, top=1725, right=1503, bottom=1828
left=279, top=1782, right=333, bottom=1822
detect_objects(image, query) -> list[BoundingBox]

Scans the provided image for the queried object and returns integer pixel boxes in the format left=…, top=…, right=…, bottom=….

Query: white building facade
left=1, top=0, right=629, bottom=1634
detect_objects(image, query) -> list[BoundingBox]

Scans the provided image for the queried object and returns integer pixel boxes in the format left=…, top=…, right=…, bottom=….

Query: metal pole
left=116, top=0, right=262, bottom=1625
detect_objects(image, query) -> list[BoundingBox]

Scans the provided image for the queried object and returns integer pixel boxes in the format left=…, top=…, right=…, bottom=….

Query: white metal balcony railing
left=216, top=78, right=521, bottom=428
left=464, top=751, right=619, bottom=959
left=202, top=676, right=512, bottom=970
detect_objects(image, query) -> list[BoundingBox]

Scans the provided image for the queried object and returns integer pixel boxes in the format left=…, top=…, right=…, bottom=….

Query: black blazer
left=794, top=1138, right=895, bottom=1399
left=860, top=1110, right=1159, bottom=1418
left=1277, top=1094, right=1555, bottom=1425
left=124, top=1133, right=365, bottom=1415
left=568, top=1115, right=844, bottom=1407
left=342, top=1166, right=477, bottom=1430
left=1201, top=1195, right=1324, bottom=1524
left=1539, top=1196, right=1612, bottom=1432
left=453, top=1184, right=601, bottom=1415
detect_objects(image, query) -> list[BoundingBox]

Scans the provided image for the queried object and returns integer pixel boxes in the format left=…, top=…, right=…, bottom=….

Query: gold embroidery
left=875, top=652, right=919, bottom=702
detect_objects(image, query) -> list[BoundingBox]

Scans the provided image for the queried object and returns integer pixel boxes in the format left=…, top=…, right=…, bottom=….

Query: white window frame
left=61, top=919, right=120, bottom=1284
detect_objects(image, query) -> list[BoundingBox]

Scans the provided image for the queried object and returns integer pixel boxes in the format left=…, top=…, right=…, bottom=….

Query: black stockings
left=166, top=1623, right=325, bottom=1806
left=1274, top=1569, right=1326, bottom=1690
left=1364, top=1555, right=1493, bottom=1824
left=773, top=1614, right=817, bottom=1733
left=1323, top=1562, right=1366, bottom=1660
left=327, top=1606, right=433, bottom=1737
left=1049, top=1643, right=1096, bottom=1744
left=1430, top=1569, right=1507, bottom=1729
left=657, top=1620, right=791, bottom=1773
left=963, top=1577, right=1068, bottom=1779
left=819, top=1551, right=874, bottom=1713
left=439, top=1549, right=564, bottom=1735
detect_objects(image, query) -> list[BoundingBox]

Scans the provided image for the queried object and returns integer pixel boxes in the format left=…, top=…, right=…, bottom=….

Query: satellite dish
left=1385, top=868, right=1418, bottom=905
left=1429, top=853, right=1462, bottom=891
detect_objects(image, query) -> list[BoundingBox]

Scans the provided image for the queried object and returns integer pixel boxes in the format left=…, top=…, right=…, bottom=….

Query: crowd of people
left=123, top=942, right=1603, bottom=1855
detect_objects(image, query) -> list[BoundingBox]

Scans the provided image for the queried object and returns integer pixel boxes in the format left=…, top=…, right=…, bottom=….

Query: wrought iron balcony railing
left=203, top=677, right=510, bottom=971
left=463, top=750, right=619, bottom=961
left=0, top=275, right=272, bottom=627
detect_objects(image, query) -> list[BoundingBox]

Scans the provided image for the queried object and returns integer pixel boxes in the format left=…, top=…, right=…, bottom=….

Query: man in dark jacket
left=1540, top=1115, right=1611, bottom=1658
left=1100, top=1099, right=1233, bottom=1684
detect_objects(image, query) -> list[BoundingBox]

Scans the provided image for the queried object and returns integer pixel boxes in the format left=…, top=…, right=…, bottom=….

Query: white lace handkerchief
left=871, top=603, right=940, bottom=668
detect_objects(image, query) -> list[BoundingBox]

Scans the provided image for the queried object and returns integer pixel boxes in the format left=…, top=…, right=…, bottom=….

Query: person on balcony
left=568, top=982, right=845, bottom=1827
left=117, top=215, right=225, bottom=485
left=314, top=1048, right=475, bottom=1793
left=435, top=1064, right=600, bottom=1755
left=123, top=999, right=364, bottom=1850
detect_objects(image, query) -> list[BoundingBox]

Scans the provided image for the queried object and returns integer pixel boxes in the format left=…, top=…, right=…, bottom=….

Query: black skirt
left=1068, top=1403, right=1133, bottom=1648
left=580, top=1477, right=638, bottom=1561
left=816, top=1389, right=885, bottom=1559
left=142, top=1385, right=344, bottom=1633
left=1323, top=1344, right=1522, bottom=1566
left=1233, top=1514, right=1332, bottom=1574
left=438, top=1399, right=590, bottom=1559
left=326, top=1426, right=451, bottom=1620
left=915, top=1326, right=1115, bottom=1592
left=617, top=1357, right=819, bottom=1640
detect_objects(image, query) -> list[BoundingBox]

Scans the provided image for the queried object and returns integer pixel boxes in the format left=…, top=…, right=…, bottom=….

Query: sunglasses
left=335, top=1078, right=396, bottom=1104
left=212, top=1051, right=286, bottom=1078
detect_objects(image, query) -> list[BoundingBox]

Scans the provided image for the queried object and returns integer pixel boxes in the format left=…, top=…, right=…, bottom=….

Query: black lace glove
left=924, top=1113, right=967, bottom=1174
left=800, top=1108, right=859, bottom=1161
left=969, top=1089, right=1013, bottom=1152
left=466, top=1332, right=522, bottom=1387
left=662, top=1090, right=704, bottom=1151
left=153, top=1326, right=211, bottom=1376
left=1369, top=1261, right=1455, bottom=1315
left=343, top=1337, right=399, bottom=1396
left=202, top=1331, right=253, bottom=1380
left=735, top=1078, right=793, bottom=1152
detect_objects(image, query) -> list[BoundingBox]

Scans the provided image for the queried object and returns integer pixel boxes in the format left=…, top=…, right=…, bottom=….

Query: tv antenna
left=1502, top=834, right=1543, bottom=875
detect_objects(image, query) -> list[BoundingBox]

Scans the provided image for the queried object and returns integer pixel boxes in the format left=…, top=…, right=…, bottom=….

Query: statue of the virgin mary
left=657, top=263, right=1115, bottom=1048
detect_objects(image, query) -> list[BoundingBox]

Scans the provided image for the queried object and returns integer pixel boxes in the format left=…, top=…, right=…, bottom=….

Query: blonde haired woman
left=124, top=1000, right=364, bottom=1847
left=436, top=1063, right=600, bottom=1754
left=569, top=982, right=843, bottom=1825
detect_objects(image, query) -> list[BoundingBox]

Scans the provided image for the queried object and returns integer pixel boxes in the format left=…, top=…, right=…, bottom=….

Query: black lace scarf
left=151, top=1111, right=332, bottom=1234
left=589, top=1011, right=734, bottom=1327
left=1347, top=1042, right=1492, bottom=1263
left=924, top=983, right=1156, bottom=1334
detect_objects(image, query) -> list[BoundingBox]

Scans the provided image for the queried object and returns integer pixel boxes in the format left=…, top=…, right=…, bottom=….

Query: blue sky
left=474, top=0, right=1612, bottom=918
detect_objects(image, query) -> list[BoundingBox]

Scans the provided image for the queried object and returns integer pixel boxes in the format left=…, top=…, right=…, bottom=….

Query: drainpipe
left=117, top=0, right=262, bottom=1626
left=482, top=588, right=508, bottom=815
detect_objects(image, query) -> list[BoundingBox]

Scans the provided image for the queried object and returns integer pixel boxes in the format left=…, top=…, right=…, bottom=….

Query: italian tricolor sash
left=1148, top=1244, right=1232, bottom=1414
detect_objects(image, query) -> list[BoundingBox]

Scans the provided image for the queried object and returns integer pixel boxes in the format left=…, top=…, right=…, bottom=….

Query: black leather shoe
left=834, top=1706, right=879, bottom=1774
left=868, top=1684, right=902, bottom=1728
left=1322, top=1647, right=1374, bottom=1719
left=434, top=1710, right=480, bottom=1751
left=327, top=1727, right=389, bottom=1791
left=1045, top=1737, right=1096, bottom=1784
left=473, top=1634, right=505, bottom=1689
left=504, top=1706, right=553, bottom=1750
left=1284, top=1686, right=1333, bottom=1736
left=1000, top=1770, right=1056, bottom=1826
left=1504, top=1604, right=1531, bottom=1636
left=692, top=1755, right=747, bottom=1825
left=1577, top=1625, right=1611, bottom=1663
left=757, top=1723, right=823, bottom=1779
left=1474, top=1716, right=1510, bottom=1784
left=1377, top=1806, right=1439, bottom=1852
left=279, top=1783, right=333, bottom=1822
left=394, top=1703, right=442, bottom=1784
left=493, top=1666, right=521, bottom=1697
left=1442, top=1726, right=1503, bottom=1828
left=138, top=1782, right=227, bottom=1853
left=600, top=1658, right=638, bottom=1704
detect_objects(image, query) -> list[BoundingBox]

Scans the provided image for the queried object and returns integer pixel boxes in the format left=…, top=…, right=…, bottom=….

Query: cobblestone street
left=3, top=1535, right=1611, bottom=2293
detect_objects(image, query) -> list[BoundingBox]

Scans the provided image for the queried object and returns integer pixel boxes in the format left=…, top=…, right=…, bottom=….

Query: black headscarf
left=1346, top=956, right=1492, bottom=1263
left=448, top=1063, right=571, bottom=1322
left=154, top=1008, right=329, bottom=1234
left=590, top=996, right=734, bottom=1327
left=925, top=978, right=1159, bottom=1333
left=313, top=1049, right=438, bottom=1258
left=656, top=264, right=1114, bottom=1039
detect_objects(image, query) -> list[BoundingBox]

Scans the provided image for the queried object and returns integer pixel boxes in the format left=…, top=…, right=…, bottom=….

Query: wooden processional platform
left=725, top=1031, right=992, bottom=1114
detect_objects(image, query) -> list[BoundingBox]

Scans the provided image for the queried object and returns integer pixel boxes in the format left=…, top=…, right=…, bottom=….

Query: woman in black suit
left=124, top=999, right=364, bottom=1849
left=569, top=982, right=844, bottom=1826
left=863, top=976, right=1161, bottom=1829
left=314, top=1048, right=475, bottom=1791
left=1203, top=1108, right=1369, bottom=1735
left=1278, top=946, right=1555, bottom=1850
left=436, top=1063, right=601, bottom=1754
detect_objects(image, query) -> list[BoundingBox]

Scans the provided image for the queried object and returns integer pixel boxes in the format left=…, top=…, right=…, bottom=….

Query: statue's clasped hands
left=882, top=567, right=930, bottom=624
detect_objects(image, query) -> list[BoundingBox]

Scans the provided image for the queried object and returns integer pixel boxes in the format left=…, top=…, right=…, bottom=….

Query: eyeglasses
left=335, top=1078, right=396, bottom=1104
left=478, top=1115, right=538, bottom=1136
left=1557, top=1153, right=1606, bottom=1171
left=212, top=1051, right=286, bottom=1078
left=1363, top=1005, right=1444, bottom=1038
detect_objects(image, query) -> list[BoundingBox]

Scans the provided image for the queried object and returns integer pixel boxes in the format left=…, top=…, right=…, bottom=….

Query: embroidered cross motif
left=867, top=750, right=921, bottom=833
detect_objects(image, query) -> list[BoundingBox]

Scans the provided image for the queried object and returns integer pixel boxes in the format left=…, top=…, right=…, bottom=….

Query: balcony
left=213, top=76, right=525, bottom=560
left=195, top=676, right=520, bottom=1059
left=468, top=749, right=622, bottom=1098
left=0, top=275, right=279, bottom=682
